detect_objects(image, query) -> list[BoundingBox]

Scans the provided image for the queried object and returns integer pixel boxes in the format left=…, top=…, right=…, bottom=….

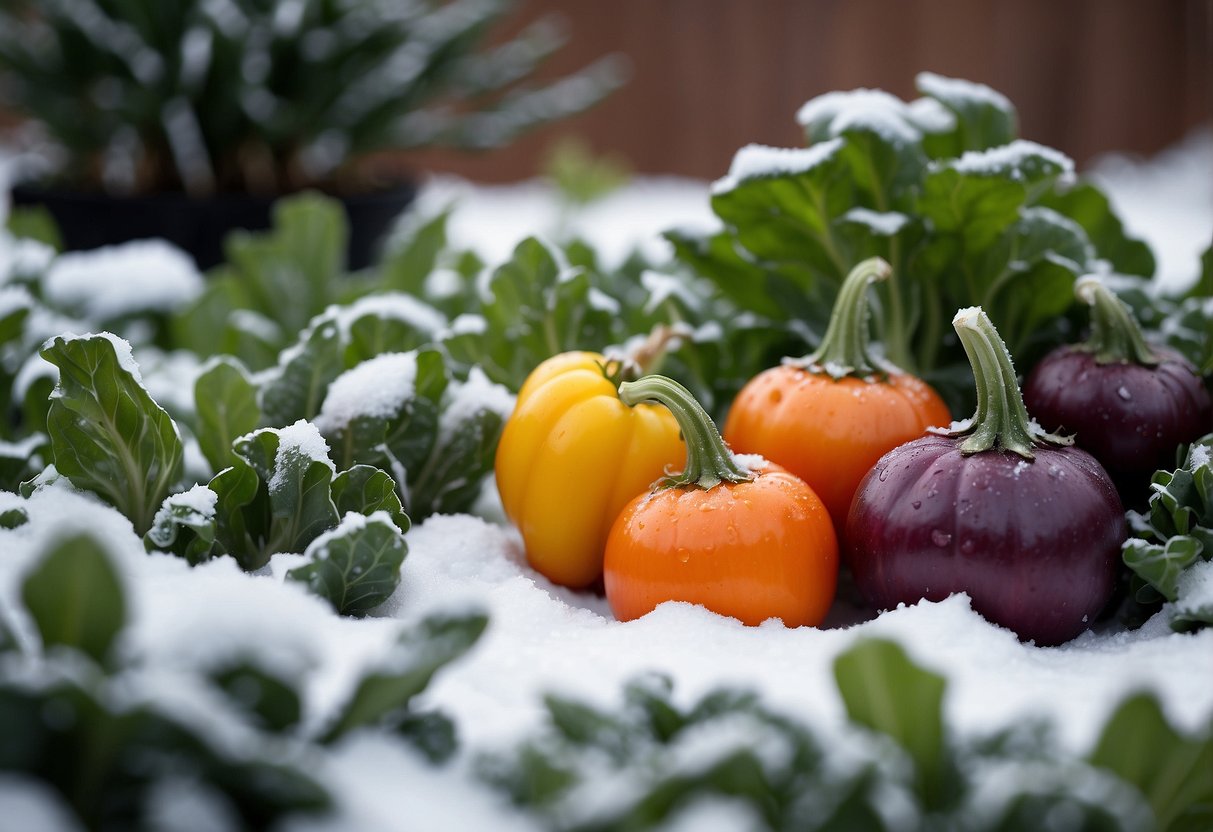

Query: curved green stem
left=618, top=375, right=752, bottom=490
left=1075, top=277, right=1158, bottom=366
left=796, top=257, right=892, bottom=379
left=943, top=307, right=1070, bottom=460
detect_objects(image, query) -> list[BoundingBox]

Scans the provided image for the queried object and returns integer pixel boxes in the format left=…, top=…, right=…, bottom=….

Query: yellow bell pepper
left=495, top=351, right=684, bottom=589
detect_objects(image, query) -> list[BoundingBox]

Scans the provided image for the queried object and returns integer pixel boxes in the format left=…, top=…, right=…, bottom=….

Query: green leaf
left=0, top=435, right=45, bottom=492
left=194, top=357, right=261, bottom=474
left=1090, top=693, right=1213, bottom=831
left=442, top=237, right=617, bottom=390
left=210, top=422, right=339, bottom=571
left=916, top=72, right=1017, bottom=152
left=1040, top=181, right=1155, bottom=277
left=287, top=513, right=408, bottom=617
left=1193, top=243, right=1212, bottom=299
left=378, top=208, right=452, bottom=297
left=143, top=485, right=218, bottom=564
left=322, top=610, right=487, bottom=743
left=41, top=334, right=183, bottom=534
left=210, top=661, right=303, bottom=733
left=21, top=532, right=126, bottom=665
left=1124, top=536, right=1203, bottom=602
left=396, top=710, right=458, bottom=763
left=834, top=639, right=950, bottom=808
left=331, top=465, right=410, bottom=533
left=259, top=310, right=345, bottom=427
left=341, top=295, right=445, bottom=368
left=6, top=205, right=62, bottom=250
left=224, top=194, right=347, bottom=335
left=0, top=506, right=28, bottom=529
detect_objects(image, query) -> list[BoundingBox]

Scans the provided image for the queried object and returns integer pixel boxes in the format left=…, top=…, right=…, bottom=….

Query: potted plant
left=0, top=0, right=622, bottom=268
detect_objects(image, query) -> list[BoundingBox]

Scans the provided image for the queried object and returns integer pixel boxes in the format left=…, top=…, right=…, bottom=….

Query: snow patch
left=314, top=352, right=419, bottom=433
left=43, top=240, right=202, bottom=320
left=711, top=140, right=844, bottom=195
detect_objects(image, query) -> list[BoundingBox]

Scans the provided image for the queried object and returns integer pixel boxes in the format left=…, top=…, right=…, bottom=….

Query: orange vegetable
left=495, top=351, right=684, bottom=589
left=723, top=258, right=950, bottom=530
left=604, top=375, right=838, bottom=627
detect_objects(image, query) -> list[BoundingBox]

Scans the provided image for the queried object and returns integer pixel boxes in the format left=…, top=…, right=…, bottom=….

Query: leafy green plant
left=0, top=0, right=623, bottom=195
left=482, top=639, right=1209, bottom=832
left=667, top=74, right=1154, bottom=412
left=1, top=527, right=487, bottom=828
left=1123, top=434, right=1213, bottom=631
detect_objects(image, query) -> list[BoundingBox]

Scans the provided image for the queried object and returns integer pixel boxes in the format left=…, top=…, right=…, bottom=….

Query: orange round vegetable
left=604, top=375, right=838, bottom=627
left=723, top=258, right=950, bottom=529
left=495, top=352, right=684, bottom=589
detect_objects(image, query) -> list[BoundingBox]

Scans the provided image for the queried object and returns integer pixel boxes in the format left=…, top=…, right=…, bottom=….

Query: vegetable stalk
left=1075, top=277, right=1159, bottom=366
left=797, top=257, right=892, bottom=379
left=618, top=375, right=751, bottom=489
left=945, top=307, right=1069, bottom=460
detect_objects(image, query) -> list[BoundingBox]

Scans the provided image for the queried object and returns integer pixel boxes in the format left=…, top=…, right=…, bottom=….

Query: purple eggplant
left=1024, top=277, right=1212, bottom=502
left=846, top=307, right=1123, bottom=646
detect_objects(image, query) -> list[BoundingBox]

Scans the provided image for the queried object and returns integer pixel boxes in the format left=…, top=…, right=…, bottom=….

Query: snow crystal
left=730, top=453, right=769, bottom=476
left=163, top=484, right=217, bottom=518
left=331, top=292, right=446, bottom=337
left=1173, top=560, right=1213, bottom=617
left=1187, top=442, right=1211, bottom=469
left=438, top=367, right=515, bottom=445
left=313, top=352, right=419, bottom=433
left=710, top=140, right=844, bottom=195
left=42, top=240, right=203, bottom=320
left=842, top=207, right=911, bottom=236
left=916, top=72, right=1014, bottom=113
left=948, top=140, right=1075, bottom=181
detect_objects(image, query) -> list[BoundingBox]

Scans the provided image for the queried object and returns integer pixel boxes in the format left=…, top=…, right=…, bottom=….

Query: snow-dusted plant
left=0, top=0, right=624, bottom=195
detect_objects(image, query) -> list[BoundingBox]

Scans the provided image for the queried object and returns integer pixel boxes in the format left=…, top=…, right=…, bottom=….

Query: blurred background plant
left=0, top=0, right=625, bottom=197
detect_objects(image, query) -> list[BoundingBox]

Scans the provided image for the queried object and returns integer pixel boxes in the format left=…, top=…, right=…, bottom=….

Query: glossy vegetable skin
left=846, top=307, right=1124, bottom=646
left=495, top=352, right=684, bottom=589
left=1024, top=278, right=1212, bottom=500
left=605, top=376, right=838, bottom=627
left=724, top=258, right=950, bottom=529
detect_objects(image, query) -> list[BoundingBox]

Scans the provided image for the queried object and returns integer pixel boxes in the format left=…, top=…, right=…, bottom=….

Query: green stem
left=797, top=257, right=892, bottom=379
left=618, top=375, right=751, bottom=490
left=943, top=307, right=1070, bottom=460
left=1075, top=277, right=1158, bottom=365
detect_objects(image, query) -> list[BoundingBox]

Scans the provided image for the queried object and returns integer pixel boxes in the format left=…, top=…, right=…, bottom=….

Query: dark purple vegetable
left=1024, top=277, right=1212, bottom=502
left=846, top=306, right=1124, bottom=646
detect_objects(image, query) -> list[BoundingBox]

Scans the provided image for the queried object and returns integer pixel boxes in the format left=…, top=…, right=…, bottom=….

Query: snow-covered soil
left=1, top=130, right=1211, bottom=830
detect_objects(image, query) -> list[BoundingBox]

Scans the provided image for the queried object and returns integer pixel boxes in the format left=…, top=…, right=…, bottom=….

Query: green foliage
left=673, top=74, right=1154, bottom=413
left=483, top=638, right=1190, bottom=832
left=40, top=334, right=183, bottom=533
left=0, top=0, right=623, bottom=195
left=1124, top=435, right=1213, bottom=630
left=194, top=357, right=261, bottom=472
left=545, top=138, right=630, bottom=208
left=1090, top=694, right=1213, bottom=832
left=321, top=610, right=488, bottom=744
left=5, top=206, right=62, bottom=250
left=287, top=512, right=408, bottom=616
left=21, top=533, right=126, bottom=666
left=142, top=485, right=218, bottom=564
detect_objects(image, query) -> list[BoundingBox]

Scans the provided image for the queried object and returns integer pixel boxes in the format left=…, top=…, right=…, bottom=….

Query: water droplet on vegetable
left=931, top=529, right=952, bottom=547
left=960, top=539, right=975, bottom=555
left=1117, top=386, right=1132, bottom=401
left=911, top=500, right=922, bottom=509
left=677, top=548, right=690, bottom=563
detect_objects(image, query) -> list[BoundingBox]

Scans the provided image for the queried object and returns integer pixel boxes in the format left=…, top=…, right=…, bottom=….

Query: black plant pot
left=10, top=182, right=418, bottom=271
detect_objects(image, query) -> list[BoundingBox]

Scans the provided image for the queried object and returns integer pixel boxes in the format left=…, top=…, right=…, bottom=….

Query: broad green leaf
left=0, top=506, right=28, bottom=529
left=710, top=140, right=854, bottom=281
left=1090, top=693, right=1213, bottom=831
left=834, top=639, right=950, bottom=808
left=916, top=72, right=1017, bottom=153
left=210, top=661, right=303, bottom=733
left=287, top=512, right=408, bottom=616
left=224, top=193, right=347, bottom=335
left=0, top=435, right=45, bottom=492
left=259, top=310, right=345, bottom=427
left=341, top=295, right=445, bottom=368
left=378, top=208, right=451, bottom=296
left=194, top=357, right=260, bottom=473
left=143, top=485, right=218, bottom=564
left=21, top=533, right=126, bottom=665
left=1124, top=536, right=1203, bottom=602
left=322, top=610, right=488, bottom=743
left=1040, top=182, right=1155, bottom=277
left=41, top=334, right=183, bottom=534
left=210, top=422, right=339, bottom=571
left=920, top=142, right=1073, bottom=254
left=396, top=710, right=458, bottom=763
left=331, top=465, right=410, bottom=533
left=442, top=236, right=617, bottom=390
